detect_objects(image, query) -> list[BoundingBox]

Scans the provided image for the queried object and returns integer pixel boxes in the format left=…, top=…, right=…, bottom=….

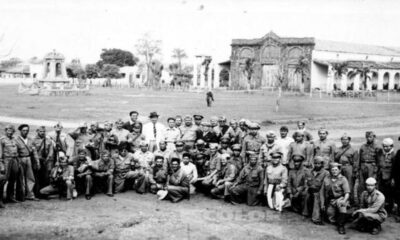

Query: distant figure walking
left=206, top=90, right=214, bottom=107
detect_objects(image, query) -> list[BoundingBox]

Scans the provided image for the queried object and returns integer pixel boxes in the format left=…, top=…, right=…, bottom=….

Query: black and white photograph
left=0, top=0, right=399, bottom=239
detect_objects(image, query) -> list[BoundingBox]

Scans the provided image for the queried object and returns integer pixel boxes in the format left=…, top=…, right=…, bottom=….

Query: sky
left=1, top=0, right=400, bottom=65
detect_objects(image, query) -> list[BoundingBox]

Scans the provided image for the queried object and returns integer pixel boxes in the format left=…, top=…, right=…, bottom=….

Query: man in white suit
left=142, top=112, right=166, bottom=152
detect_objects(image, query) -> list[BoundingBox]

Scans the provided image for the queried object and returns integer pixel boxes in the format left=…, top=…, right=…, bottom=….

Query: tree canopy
left=97, top=48, right=139, bottom=68
left=100, top=64, right=121, bottom=79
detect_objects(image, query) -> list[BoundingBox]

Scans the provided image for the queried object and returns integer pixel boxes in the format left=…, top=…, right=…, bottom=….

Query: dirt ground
left=0, top=85, right=400, bottom=239
left=0, top=192, right=399, bottom=240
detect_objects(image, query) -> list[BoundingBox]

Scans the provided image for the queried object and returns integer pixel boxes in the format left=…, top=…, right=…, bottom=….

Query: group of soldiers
left=0, top=110, right=399, bottom=236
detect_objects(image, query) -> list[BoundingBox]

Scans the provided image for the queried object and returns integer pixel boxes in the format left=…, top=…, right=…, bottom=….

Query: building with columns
left=225, top=31, right=400, bottom=91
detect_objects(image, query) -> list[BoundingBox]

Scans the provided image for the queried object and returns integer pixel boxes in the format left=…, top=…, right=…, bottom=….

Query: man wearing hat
left=377, top=138, right=395, bottom=213
left=122, top=111, right=143, bottom=134
left=48, top=122, right=70, bottom=158
left=229, top=152, right=264, bottom=206
left=70, top=148, right=93, bottom=199
left=241, top=122, right=265, bottom=164
left=164, top=117, right=181, bottom=151
left=180, top=115, right=198, bottom=149
left=15, top=124, right=40, bottom=201
left=0, top=124, right=23, bottom=204
left=334, top=133, right=358, bottom=204
left=223, top=119, right=243, bottom=145
left=303, top=156, right=329, bottom=225
left=259, top=131, right=282, bottom=165
left=69, top=122, right=92, bottom=159
left=287, top=154, right=310, bottom=214
left=210, top=153, right=238, bottom=199
left=351, top=177, right=387, bottom=235
left=275, top=126, right=294, bottom=167
left=169, top=140, right=186, bottom=164
left=287, top=130, right=313, bottom=170
left=200, top=121, right=219, bottom=144
left=357, top=131, right=381, bottom=203
left=32, top=126, right=55, bottom=195
left=230, top=144, right=244, bottom=171
left=320, top=162, right=350, bottom=234
left=264, top=151, right=288, bottom=211
left=313, top=128, right=336, bottom=167
left=142, top=112, right=166, bottom=152
left=219, top=137, right=233, bottom=155
left=40, top=151, right=75, bottom=200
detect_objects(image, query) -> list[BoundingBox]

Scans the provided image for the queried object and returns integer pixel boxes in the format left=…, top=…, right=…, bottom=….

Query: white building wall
left=312, top=50, right=400, bottom=62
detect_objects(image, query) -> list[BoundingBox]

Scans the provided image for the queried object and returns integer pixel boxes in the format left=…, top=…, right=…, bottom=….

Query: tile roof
left=315, top=40, right=400, bottom=57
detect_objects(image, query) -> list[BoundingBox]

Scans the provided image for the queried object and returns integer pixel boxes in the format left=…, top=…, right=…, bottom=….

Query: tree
left=135, top=33, right=162, bottom=87
left=85, top=64, right=100, bottom=79
left=294, top=55, right=310, bottom=92
left=243, top=58, right=254, bottom=90
left=348, top=63, right=372, bottom=91
left=100, top=64, right=120, bottom=79
left=66, top=58, right=86, bottom=79
left=96, top=48, right=139, bottom=68
left=331, top=62, right=348, bottom=90
left=171, top=48, right=187, bottom=72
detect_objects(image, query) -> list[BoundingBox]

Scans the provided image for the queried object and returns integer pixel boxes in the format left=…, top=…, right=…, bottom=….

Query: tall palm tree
left=172, top=48, right=187, bottom=72
left=348, top=63, right=372, bottom=90
left=243, top=58, right=254, bottom=90
left=331, top=62, right=348, bottom=90
left=294, top=55, right=310, bottom=92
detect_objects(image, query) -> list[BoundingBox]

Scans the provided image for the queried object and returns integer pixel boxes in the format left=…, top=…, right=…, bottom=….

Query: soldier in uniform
left=377, top=138, right=395, bottom=213
left=193, top=115, right=204, bottom=140
left=334, top=133, right=358, bottom=204
left=148, top=155, right=168, bottom=193
left=218, top=116, right=230, bottom=136
left=90, top=150, right=115, bottom=197
left=287, top=131, right=314, bottom=170
left=313, top=128, right=336, bottom=168
left=164, top=117, right=181, bottom=151
left=70, top=148, right=93, bottom=199
left=230, top=144, right=244, bottom=171
left=287, top=154, right=310, bottom=214
left=40, top=152, right=74, bottom=200
left=162, top=158, right=190, bottom=202
left=229, top=152, right=264, bottom=206
left=259, top=131, right=282, bottom=166
left=219, top=137, right=233, bottom=155
left=210, top=153, right=237, bottom=199
left=153, top=141, right=171, bottom=170
left=303, top=156, right=329, bottom=225
left=180, top=115, right=198, bottom=150
left=200, top=122, right=219, bottom=144
left=351, top=177, right=387, bottom=235
left=114, top=143, right=137, bottom=193
left=275, top=126, right=294, bottom=168
left=168, top=140, right=186, bottom=166
left=240, top=122, right=265, bottom=164
left=297, top=121, right=313, bottom=142
left=69, top=122, right=92, bottom=159
left=127, top=123, right=145, bottom=153
left=357, top=131, right=381, bottom=204
left=223, top=119, right=243, bottom=145
left=133, top=141, right=155, bottom=174
left=264, top=151, right=288, bottom=212
left=15, top=124, right=40, bottom=201
left=48, top=122, right=70, bottom=158
left=32, top=126, right=55, bottom=195
left=321, top=162, right=350, bottom=234
left=0, top=158, right=5, bottom=207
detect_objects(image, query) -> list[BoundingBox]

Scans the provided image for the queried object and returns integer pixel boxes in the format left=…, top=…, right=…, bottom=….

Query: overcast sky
left=1, top=0, right=400, bottom=65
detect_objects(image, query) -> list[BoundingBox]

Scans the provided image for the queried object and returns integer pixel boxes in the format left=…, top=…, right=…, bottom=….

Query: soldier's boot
left=337, top=213, right=346, bottom=234
left=0, top=182, right=5, bottom=208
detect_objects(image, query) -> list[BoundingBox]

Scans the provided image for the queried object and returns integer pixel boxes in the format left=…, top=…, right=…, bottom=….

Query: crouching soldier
left=287, top=154, right=310, bottom=214
left=148, top=156, right=168, bottom=193
left=303, top=156, right=329, bottom=225
left=160, top=158, right=190, bottom=203
left=229, top=152, right=264, bottom=206
left=321, top=163, right=350, bottom=234
left=90, top=150, right=114, bottom=197
left=210, top=153, right=237, bottom=200
left=70, top=148, right=93, bottom=199
left=114, top=143, right=136, bottom=193
left=351, top=177, right=387, bottom=235
left=40, top=152, right=74, bottom=200
left=264, top=151, right=288, bottom=211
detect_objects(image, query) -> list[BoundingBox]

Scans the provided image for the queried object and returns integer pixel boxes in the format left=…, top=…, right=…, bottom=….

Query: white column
left=49, top=60, right=56, bottom=79
left=192, top=59, right=198, bottom=88
left=366, top=72, right=372, bottom=91
left=389, top=71, right=395, bottom=90
left=354, top=74, right=360, bottom=90
left=207, top=64, right=212, bottom=89
left=340, top=74, right=347, bottom=91
left=377, top=70, right=384, bottom=90
left=199, top=63, right=205, bottom=88
left=214, top=64, right=220, bottom=88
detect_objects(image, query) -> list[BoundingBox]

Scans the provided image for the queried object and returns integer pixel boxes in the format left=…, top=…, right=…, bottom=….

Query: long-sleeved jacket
left=216, top=163, right=237, bottom=183
left=287, top=167, right=311, bottom=195
left=334, top=144, right=358, bottom=170
left=313, top=139, right=336, bottom=164
left=0, top=136, right=18, bottom=159
left=91, top=159, right=114, bottom=175
left=235, top=164, right=264, bottom=190
left=320, top=174, right=350, bottom=205
left=287, top=140, right=314, bottom=168
left=32, top=135, right=54, bottom=163
left=15, top=135, right=40, bottom=168
left=358, top=189, right=387, bottom=222
left=264, top=164, right=288, bottom=188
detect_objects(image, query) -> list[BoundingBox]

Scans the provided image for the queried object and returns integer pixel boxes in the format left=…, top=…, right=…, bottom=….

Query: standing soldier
left=321, top=163, right=350, bottom=234
left=0, top=158, right=5, bottom=207
left=297, top=121, right=313, bottom=142
left=0, top=125, right=24, bottom=203
left=69, top=123, right=92, bottom=159
left=393, top=139, right=400, bottom=222
left=287, top=131, right=314, bottom=169
left=287, top=155, right=310, bottom=214
left=334, top=133, right=358, bottom=204
left=313, top=128, right=336, bottom=168
left=32, top=126, right=54, bottom=196
left=377, top=138, right=395, bottom=213
left=264, top=151, right=288, bottom=212
left=357, top=131, right=381, bottom=204
left=259, top=131, right=282, bottom=166
left=206, top=90, right=214, bottom=107
left=275, top=126, right=294, bottom=168
left=48, top=122, right=70, bottom=158
left=193, top=115, right=204, bottom=140
left=180, top=116, right=198, bottom=150
left=15, top=124, right=40, bottom=201
left=240, top=122, right=265, bottom=164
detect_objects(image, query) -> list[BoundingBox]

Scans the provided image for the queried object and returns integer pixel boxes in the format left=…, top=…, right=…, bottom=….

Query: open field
left=0, top=85, right=400, bottom=240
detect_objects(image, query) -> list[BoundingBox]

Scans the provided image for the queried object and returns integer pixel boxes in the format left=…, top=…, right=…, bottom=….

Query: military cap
left=365, top=131, right=376, bottom=138
left=382, top=138, right=394, bottom=146
left=270, top=151, right=283, bottom=159
left=193, top=115, right=204, bottom=120
left=175, top=140, right=185, bottom=146
left=196, top=139, right=205, bottom=145
left=220, top=137, right=230, bottom=144
left=329, top=162, right=341, bottom=169
left=313, top=156, right=325, bottom=163
left=184, top=115, right=192, bottom=121
left=318, top=127, right=328, bottom=134
left=340, top=133, right=351, bottom=141
left=247, top=122, right=260, bottom=130
left=232, top=144, right=241, bottom=151
left=365, top=177, right=377, bottom=185
left=139, top=141, right=148, bottom=147
left=209, top=143, right=219, bottom=150
left=291, top=154, right=305, bottom=161
left=18, top=124, right=29, bottom=131
left=196, top=153, right=205, bottom=159
left=5, top=124, right=15, bottom=131
left=280, top=126, right=289, bottom=132
left=266, top=131, right=276, bottom=138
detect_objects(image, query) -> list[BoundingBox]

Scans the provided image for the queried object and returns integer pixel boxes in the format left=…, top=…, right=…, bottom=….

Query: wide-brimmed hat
left=157, top=190, right=168, bottom=200
left=149, top=112, right=159, bottom=118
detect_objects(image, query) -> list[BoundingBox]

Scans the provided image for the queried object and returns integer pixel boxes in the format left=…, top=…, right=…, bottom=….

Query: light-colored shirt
left=133, top=150, right=154, bottom=171
left=142, top=122, right=166, bottom=143
left=110, top=128, right=130, bottom=143
left=180, top=162, right=198, bottom=182
left=276, top=137, right=294, bottom=165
